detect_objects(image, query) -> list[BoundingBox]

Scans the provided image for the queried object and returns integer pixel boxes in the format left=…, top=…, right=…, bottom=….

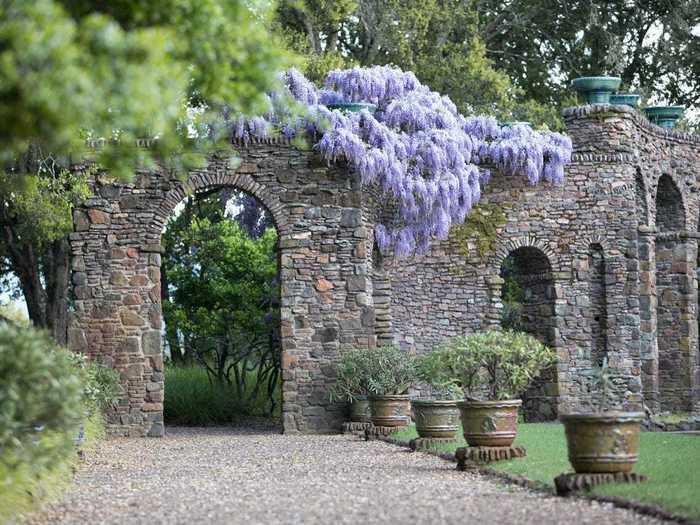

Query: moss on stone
left=449, top=202, right=509, bottom=259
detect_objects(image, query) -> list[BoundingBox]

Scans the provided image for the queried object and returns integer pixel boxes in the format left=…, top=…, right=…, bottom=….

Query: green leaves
left=0, top=324, right=83, bottom=472
left=330, top=346, right=417, bottom=401
left=432, top=330, right=558, bottom=401
left=1, top=0, right=293, bottom=181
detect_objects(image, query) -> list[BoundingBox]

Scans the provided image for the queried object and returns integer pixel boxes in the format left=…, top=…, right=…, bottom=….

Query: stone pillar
left=485, top=275, right=504, bottom=329
left=655, top=231, right=698, bottom=412
left=638, top=225, right=659, bottom=412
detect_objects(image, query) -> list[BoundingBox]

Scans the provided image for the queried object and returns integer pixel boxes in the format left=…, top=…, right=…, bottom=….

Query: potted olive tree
left=412, top=351, right=462, bottom=439
left=436, top=330, right=557, bottom=447
left=329, top=347, right=374, bottom=423
left=366, top=346, right=417, bottom=427
left=560, top=358, right=644, bottom=473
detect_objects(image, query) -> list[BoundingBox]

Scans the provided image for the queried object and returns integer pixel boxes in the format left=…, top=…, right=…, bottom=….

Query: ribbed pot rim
left=457, top=399, right=522, bottom=408
left=411, top=399, right=460, bottom=407
left=369, top=394, right=410, bottom=401
left=351, top=395, right=369, bottom=402
left=560, top=412, right=644, bottom=423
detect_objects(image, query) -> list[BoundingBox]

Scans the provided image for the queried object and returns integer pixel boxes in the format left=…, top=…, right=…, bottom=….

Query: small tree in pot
left=560, top=358, right=644, bottom=474
left=365, top=346, right=417, bottom=427
left=413, top=351, right=462, bottom=439
left=435, top=330, right=557, bottom=447
left=329, top=348, right=374, bottom=423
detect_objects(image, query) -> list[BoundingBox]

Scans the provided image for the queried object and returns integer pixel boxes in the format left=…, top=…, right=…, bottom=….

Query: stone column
left=655, top=231, right=698, bottom=412
left=485, top=275, right=504, bottom=330
left=638, top=225, right=659, bottom=412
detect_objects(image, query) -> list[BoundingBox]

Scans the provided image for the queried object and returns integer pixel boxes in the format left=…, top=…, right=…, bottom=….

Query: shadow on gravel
left=164, top=418, right=282, bottom=437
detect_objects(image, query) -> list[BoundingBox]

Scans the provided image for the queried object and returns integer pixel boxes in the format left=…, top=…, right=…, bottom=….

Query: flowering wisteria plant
left=229, top=66, right=573, bottom=257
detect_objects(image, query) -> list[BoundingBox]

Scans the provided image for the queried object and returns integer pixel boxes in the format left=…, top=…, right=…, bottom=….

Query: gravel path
left=30, top=426, right=664, bottom=525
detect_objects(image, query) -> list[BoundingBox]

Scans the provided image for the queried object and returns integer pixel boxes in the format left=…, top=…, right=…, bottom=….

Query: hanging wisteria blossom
left=229, top=65, right=573, bottom=257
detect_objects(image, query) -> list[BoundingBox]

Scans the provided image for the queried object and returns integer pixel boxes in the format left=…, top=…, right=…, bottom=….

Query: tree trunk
left=161, top=256, right=184, bottom=363
left=44, top=238, right=70, bottom=345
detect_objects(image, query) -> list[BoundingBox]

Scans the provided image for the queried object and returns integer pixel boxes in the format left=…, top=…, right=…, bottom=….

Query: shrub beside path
left=29, top=426, right=664, bottom=525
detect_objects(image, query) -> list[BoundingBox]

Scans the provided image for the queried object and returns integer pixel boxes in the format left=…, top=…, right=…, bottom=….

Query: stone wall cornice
left=563, top=104, right=700, bottom=146
left=571, top=152, right=638, bottom=163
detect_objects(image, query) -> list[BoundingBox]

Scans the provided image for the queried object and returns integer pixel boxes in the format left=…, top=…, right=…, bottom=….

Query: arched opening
left=499, top=246, right=558, bottom=421
left=160, top=187, right=282, bottom=429
left=588, top=244, right=608, bottom=365
left=635, top=169, right=649, bottom=227
left=654, top=174, right=689, bottom=411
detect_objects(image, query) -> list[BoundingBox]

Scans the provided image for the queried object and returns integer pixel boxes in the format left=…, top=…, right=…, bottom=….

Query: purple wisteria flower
left=225, top=66, right=574, bottom=257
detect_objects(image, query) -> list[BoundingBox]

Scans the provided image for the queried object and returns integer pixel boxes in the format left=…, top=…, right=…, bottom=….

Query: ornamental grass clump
left=433, top=330, right=557, bottom=401
left=415, top=350, right=463, bottom=400
left=364, top=345, right=417, bottom=396
left=328, top=347, right=375, bottom=403
left=229, top=66, right=573, bottom=257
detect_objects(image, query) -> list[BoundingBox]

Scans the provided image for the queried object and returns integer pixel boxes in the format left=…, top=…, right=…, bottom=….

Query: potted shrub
left=412, top=352, right=462, bottom=439
left=435, top=330, right=557, bottom=447
left=571, top=76, right=622, bottom=104
left=365, top=346, right=416, bottom=427
left=560, top=358, right=644, bottom=474
left=329, top=348, right=373, bottom=423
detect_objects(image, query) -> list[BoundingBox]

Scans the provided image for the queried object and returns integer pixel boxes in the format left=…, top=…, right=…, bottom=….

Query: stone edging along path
left=377, top=435, right=700, bottom=525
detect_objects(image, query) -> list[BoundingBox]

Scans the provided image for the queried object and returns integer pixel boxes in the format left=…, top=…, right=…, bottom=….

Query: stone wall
left=69, top=138, right=376, bottom=436
left=70, top=105, right=700, bottom=436
left=386, top=104, right=700, bottom=418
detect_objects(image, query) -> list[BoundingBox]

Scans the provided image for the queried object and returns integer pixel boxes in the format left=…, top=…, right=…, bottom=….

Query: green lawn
left=392, top=423, right=700, bottom=520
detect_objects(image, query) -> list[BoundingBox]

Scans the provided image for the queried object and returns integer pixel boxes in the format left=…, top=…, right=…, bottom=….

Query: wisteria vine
left=229, top=66, right=573, bottom=257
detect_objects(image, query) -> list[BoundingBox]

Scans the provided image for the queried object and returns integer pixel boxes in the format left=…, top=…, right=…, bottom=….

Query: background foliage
left=162, top=190, right=281, bottom=419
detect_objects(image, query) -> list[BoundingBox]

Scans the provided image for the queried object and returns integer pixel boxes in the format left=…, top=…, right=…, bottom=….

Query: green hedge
left=0, top=323, right=119, bottom=522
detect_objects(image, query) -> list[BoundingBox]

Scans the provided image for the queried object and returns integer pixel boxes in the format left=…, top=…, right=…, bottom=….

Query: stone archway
left=654, top=173, right=695, bottom=412
left=497, top=245, right=559, bottom=421
left=69, top=140, right=376, bottom=436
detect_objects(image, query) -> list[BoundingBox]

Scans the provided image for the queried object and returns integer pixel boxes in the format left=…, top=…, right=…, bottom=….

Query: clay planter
left=369, top=395, right=411, bottom=427
left=412, top=399, right=460, bottom=439
left=643, top=106, right=685, bottom=129
left=457, top=399, right=521, bottom=447
left=326, top=102, right=377, bottom=114
left=349, top=396, right=371, bottom=423
left=560, top=412, right=644, bottom=474
left=571, top=76, right=621, bottom=104
left=610, top=93, right=641, bottom=107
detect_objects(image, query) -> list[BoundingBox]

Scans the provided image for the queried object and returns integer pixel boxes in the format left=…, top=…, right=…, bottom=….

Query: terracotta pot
left=349, top=396, right=371, bottom=423
left=369, top=395, right=410, bottom=427
left=457, top=399, right=521, bottom=447
left=412, top=399, right=459, bottom=439
left=560, top=412, right=643, bottom=474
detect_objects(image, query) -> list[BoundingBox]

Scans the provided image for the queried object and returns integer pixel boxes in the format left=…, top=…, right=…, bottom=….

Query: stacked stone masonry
left=69, top=105, right=700, bottom=436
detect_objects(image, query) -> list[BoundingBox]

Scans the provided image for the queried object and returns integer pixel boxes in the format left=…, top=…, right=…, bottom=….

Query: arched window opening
left=588, top=244, right=608, bottom=365
left=499, top=246, right=558, bottom=421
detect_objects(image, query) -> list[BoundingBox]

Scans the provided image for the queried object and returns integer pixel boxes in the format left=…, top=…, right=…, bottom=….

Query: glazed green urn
left=643, top=106, right=685, bottom=129
left=571, top=76, right=622, bottom=104
left=609, top=93, right=641, bottom=107
left=560, top=412, right=643, bottom=473
left=412, top=399, right=460, bottom=439
left=326, top=102, right=377, bottom=114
